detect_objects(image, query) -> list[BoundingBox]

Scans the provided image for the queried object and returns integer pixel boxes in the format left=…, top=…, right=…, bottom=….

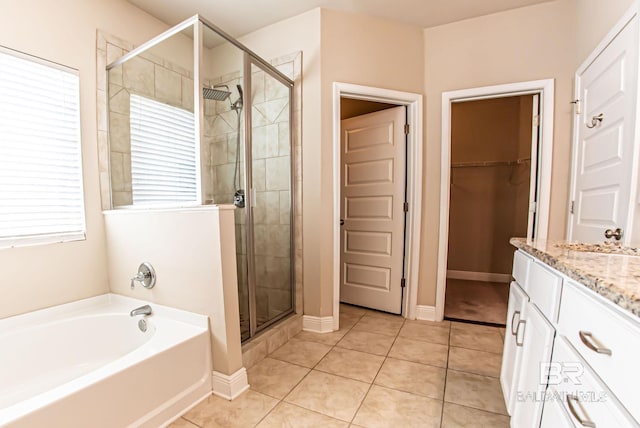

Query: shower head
left=203, top=86, right=231, bottom=101
left=236, top=84, right=243, bottom=102
left=231, top=84, right=244, bottom=111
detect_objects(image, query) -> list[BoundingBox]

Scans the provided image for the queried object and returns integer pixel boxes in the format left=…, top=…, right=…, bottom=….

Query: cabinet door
left=511, top=303, right=555, bottom=428
left=540, top=386, right=576, bottom=428
left=500, top=281, right=528, bottom=415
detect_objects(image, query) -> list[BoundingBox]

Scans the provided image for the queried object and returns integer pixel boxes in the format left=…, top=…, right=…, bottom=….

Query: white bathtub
left=0, top=294, right=212, bottom=427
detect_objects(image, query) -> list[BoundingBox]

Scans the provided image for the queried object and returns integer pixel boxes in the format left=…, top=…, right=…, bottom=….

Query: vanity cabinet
left=503, top=248, right=640, bottom=428
left=511, top=303, right=555, bottom=428
left=502, top=250, right=557, bottom=427
left=549, top=336, right=637, bottom=428
left=501, top=281, right=529, bottom=414
left=557, top=279, right=640, bottom=424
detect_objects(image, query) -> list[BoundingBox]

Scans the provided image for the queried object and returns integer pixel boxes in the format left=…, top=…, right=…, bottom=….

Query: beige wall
left=419, top=1, right=576, bottom=306
left=0, top=0, right=170, bottom=319
left=574, top=0, right=636, bottom=67
left=317, top=9, right=425, bottom=317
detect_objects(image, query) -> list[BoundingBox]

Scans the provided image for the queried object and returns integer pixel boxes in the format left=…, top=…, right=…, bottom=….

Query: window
left=0, top=47, right=85, bottom=248
left=129, top=94, right=197, bottom=205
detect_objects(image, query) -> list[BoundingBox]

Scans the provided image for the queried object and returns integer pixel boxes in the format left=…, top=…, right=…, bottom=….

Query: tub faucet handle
left=130, top=262, right=156, bottom=290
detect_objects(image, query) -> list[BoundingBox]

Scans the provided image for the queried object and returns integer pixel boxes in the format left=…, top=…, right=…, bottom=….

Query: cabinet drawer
left=558, top=280, right=640, bottom=422
left=540, top=386, right=576, bottom=428
left=550, top=337, right=637, bottom=427
left=526, top=260, right=562, bottom=322
left=512, top=250, right=531, bottom=288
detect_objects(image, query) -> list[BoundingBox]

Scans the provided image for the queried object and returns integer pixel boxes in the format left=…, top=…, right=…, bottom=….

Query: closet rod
left=450, top=158, right=530, bottom=168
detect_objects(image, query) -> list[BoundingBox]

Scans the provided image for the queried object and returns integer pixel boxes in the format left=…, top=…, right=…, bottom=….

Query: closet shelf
left=451, top=158, right=531, bottom=168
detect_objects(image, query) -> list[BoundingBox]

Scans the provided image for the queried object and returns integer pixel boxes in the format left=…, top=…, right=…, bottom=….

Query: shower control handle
left=130, top=262, right=156, bottom=290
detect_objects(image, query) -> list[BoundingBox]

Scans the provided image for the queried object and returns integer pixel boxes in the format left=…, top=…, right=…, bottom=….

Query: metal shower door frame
left=243, top=53, right=295, bottom=338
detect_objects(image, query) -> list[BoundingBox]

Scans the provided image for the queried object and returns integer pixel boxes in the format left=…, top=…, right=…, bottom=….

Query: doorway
left=436, top=79, right=555, bottom=324
left=339, top=100, right=406, bottom=314
left=332, top=83, right=423, bottom=331
left=445, top=95, right=538, bottom=325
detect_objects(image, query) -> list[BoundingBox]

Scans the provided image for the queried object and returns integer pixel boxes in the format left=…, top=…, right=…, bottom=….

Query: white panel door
left=340, top=106, right=406, bottom=314
left=570, top=16, right=639, bottom=243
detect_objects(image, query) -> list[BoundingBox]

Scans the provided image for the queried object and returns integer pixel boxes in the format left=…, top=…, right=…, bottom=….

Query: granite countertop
left=510, top=237, right=640, bottom=318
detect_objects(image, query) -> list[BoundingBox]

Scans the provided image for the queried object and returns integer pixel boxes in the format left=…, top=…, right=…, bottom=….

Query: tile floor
left=171, top=305, right=509, bottom=428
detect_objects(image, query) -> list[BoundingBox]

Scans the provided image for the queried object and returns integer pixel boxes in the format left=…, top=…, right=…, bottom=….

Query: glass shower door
left=247, top=57, right=294, bottom=333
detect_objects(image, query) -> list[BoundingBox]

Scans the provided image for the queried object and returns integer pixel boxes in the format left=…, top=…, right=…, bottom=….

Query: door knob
left=604, top=228, right=623, bottom=240
left=340, top=219, right=344, bottom=226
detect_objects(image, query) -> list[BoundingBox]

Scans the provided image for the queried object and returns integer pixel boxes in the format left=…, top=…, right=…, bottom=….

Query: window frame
left=0, top=46, right=86, bottom=249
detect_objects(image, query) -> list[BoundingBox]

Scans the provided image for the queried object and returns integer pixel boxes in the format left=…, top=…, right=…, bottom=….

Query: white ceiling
left=128, top=0, right=554, bottom=38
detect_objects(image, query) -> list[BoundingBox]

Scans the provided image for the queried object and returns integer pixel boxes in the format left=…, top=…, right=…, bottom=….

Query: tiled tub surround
left=171, top=305, right=509, bottom=427
left=510, top=238, right=640, bottom=316
left=0, top=294, right=211, bottom=428
left=97, top=32, right=304, bottom=333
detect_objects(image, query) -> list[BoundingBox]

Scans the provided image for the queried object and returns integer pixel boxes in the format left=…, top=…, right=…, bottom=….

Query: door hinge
left=404, top=124, right=410, bottom=135
left=570, top=201, right=575, bottom=214
left=403, top=202, right=409, bottom=212
left=401, top=278, right=406, bottom=288
left=571, top=99, right=581, bottom=115
left=533, top=115, right=540, bottom=127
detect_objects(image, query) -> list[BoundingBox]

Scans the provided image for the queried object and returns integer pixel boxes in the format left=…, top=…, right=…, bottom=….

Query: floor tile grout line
left=439, top=323, right=453, bottom=427
left=253, top=308, right=366, bottom=425
left=181, top=413, right=203, bottom=427
left=347, top=317, right=405, bottom=425
left=188, top=308, right=507, bottom=427
left=252, top=308, right=510, bottom=427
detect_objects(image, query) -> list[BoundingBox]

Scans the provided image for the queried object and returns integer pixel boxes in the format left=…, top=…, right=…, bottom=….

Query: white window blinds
left=0, top=47, right=85, bottom=248
left=129, top=94, right=197, bottom=205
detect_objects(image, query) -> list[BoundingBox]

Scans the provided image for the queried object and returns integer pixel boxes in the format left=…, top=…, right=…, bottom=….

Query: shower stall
left=105, top=16, right=295, bottom=341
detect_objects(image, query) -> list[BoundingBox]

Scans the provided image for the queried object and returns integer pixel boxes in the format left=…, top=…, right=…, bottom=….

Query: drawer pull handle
left=579, top=331, right=612, bottom=356
left=510, top=310, right=521, bottom=335
left=566, top=394, right=596, bottom=427
left=515, top=320, right=526, bottom=347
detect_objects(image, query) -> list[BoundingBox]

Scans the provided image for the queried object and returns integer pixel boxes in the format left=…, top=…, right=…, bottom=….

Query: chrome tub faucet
left=130, top=304, right=152, bottom=317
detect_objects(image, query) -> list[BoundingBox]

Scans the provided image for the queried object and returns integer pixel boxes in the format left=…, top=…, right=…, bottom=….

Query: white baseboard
left=211, top=368, right=249, bottom=400
left=416, top=305, right=438, bottom=321
left=302, top=315, right=334, bottom=333
left=447, top=270, right=511, bottom=283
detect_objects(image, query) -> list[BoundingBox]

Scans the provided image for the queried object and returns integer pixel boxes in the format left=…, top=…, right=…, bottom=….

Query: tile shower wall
left=107, top=47, right=194, bottom=206
left=205, top=57, right=294, bottom=330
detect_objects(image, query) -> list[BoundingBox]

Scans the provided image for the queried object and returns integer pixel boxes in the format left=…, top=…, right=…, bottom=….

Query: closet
left=445, top=95, right=537, bottom=325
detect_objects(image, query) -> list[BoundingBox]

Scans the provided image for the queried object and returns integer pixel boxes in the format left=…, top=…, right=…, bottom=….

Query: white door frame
left=332, top=82, right=423, bottom=330
left=435, top=79, right=554, bottom=321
